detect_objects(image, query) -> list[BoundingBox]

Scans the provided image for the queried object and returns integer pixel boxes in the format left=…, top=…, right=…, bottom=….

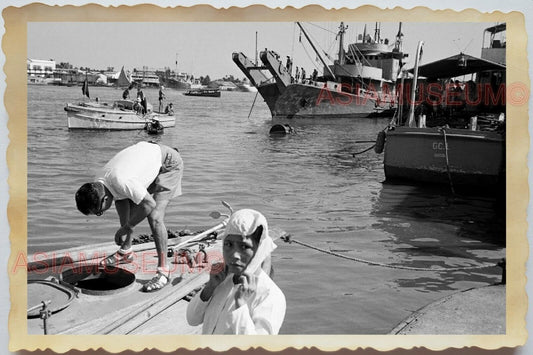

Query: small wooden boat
left=26, top=203, right=286, bottom=335
left=183, top=88, right=221, bottom=97
left=65, top=99, right=175, bottom=130
left=144, top=119, right=165, bottom=135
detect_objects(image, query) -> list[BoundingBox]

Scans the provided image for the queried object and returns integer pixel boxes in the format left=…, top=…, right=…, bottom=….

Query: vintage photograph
left=4, top=3, right=528, bottom=353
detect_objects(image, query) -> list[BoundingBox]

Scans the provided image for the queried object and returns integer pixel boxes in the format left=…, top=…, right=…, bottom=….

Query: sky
left=27, top=21, right=498, bottom=80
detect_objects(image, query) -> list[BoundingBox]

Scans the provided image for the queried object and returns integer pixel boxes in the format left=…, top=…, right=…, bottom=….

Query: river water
left=27, top=85, right=505, bottom=334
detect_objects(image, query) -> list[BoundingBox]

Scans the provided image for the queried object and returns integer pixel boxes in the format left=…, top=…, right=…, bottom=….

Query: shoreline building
left=27, top=58, right=57, bottom=84
left=27, top=58, right=56, bottom=77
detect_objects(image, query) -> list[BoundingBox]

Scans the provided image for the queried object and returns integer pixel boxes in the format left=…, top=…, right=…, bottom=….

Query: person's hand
left=234, top=273, right=258, bottom=308
left=200, top=263, right=227, bottom=301
left=114, top=224, right=133, bottom=246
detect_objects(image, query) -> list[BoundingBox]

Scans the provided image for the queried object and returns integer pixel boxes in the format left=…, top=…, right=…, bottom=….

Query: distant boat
left=115, top=66, right=132, bottom=88
left=236, top=82, right=258, bottom=92
left=379, top=24, right=506, bottom=193
left=65, top=99, right=175, bottom=130
left=183, top=88, right=221, bottom=97
left=158, top=54, right=197, bottom=90
left=159, top=72, right=194, bottom=90
left=131, top=69, right=160, bottom=88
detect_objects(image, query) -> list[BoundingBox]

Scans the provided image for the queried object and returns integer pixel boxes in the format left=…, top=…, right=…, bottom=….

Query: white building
left=27, top=59, right=56, bottom=77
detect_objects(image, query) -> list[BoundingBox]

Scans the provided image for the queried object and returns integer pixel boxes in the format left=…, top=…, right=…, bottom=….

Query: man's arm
left=114, top=194, right=157, bottom=245
left=124, top=193, right=157, bottom=228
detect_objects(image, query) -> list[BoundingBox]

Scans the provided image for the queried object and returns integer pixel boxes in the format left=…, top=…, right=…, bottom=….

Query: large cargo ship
left=233, top=22, right=408, bottom=119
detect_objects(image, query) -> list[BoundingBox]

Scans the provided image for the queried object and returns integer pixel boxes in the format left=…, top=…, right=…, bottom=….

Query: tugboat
left=233, top=22, right=408, bottom=119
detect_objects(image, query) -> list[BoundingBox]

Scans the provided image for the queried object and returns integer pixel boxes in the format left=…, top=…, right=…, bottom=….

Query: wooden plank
left=112, top=274, right=208, bottom=334
left=130, top=300, right=201, bottom=335
left=57, top=263, right=211, bottom=334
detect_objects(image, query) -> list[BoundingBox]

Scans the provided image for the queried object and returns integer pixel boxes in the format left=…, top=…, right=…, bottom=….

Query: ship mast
left=296, top=22, right=336, bottom=80
left=255, top=31, right=258, bottom=65
left=337, top=22, right=348, bottom=65
left=408, top=41, right=424, bottom=127
left=394, top=22, right=404, bottom=52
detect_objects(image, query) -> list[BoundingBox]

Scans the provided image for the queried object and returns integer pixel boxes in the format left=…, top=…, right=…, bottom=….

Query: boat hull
left=65, top=103, right=175, bottom=130
left=267, top=82, right=380, bottom=119
left=383, top=127, right=505, bottom=188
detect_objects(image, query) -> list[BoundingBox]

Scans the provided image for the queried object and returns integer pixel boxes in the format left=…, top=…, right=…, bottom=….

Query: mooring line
left=440, top=127, right=456, bottom=195
left=247, top=89, right=259, bottom=119
left=352, top=144, right=376, bottom=156
left=281, top=235, right=499, bottom=272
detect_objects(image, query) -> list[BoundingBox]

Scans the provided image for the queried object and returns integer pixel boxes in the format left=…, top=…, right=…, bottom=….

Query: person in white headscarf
left=186, top=209, right=286, bottom=334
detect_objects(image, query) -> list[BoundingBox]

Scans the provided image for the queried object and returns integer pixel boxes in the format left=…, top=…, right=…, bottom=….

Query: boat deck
left=130, top=299, right=201, bottom=335
left=28, top=247, right=214, bottom=335
left=27, top=227, right=287, bottom=335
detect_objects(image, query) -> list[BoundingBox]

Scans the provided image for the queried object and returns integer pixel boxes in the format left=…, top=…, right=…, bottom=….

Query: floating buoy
left=374, top=130, right=386, bottom=154
left=269, top=124, right=295, bottom=135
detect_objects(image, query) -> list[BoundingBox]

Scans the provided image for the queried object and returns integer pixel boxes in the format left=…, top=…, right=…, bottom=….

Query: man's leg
left=147, top=196, right=170, bottom=269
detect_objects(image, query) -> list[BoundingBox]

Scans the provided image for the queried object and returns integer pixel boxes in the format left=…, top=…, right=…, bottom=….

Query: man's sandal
left=143, top=269, right=170, bottom=292
left=99, top=249, right=133, bottom=267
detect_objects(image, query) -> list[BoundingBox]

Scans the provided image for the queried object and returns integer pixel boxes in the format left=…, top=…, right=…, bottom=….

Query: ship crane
left=296, top=22, right=336, bottom=80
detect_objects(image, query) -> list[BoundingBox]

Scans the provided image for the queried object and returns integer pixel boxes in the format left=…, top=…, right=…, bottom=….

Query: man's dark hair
left=75, top=183, right=101, bottom=215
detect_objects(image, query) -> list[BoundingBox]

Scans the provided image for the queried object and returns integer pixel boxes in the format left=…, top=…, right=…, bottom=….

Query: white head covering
left=220, top=209, right=277, bottom=274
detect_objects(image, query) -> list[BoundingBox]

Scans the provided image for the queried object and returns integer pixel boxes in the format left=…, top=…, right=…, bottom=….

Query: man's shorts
left=148, top=144, right=183, bottom=200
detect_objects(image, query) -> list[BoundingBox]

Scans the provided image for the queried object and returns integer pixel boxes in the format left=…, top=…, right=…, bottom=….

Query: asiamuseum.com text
left=15, top=250, right=226, bottom=275
left=314, top=82, right=525, bottom=107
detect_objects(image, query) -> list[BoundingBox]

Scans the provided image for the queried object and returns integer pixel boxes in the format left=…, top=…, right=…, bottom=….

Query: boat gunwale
left=386, top=126, right=505, bottom=142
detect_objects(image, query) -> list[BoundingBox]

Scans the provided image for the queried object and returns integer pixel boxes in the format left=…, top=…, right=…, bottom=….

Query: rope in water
left=352, top=144, right=376, bottom=156
left=247, top=90, right=259, bottom=119
left=441, top=128, right=456, bottom=195
left=280, top=235, right=500, bottom=272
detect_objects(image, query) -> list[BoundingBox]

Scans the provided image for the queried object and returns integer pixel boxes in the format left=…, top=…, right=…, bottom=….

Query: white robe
left=186, top=269, right=286, bottom=334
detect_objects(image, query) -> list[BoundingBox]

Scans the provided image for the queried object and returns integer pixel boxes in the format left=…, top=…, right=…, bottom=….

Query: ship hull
left=266, top=82, right=380, bottom=119
left=383, top=127, right=505, bottom=188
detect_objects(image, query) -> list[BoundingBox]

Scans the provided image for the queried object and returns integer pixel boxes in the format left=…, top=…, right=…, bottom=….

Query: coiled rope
left=281, top=234, right=499, bottom=272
